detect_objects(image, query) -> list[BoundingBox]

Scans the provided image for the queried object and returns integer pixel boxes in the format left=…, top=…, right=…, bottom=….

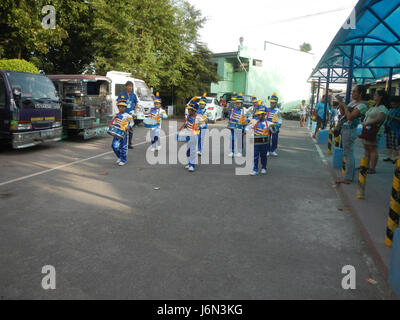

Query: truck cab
left=106, top=71, right=154, bottom=124
left=0, top=70, right=62, bottom=149
left=48, top=75, right=113, bottom=140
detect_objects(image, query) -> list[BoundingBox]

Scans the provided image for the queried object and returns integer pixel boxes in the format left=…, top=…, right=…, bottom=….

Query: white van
left=106, top=71, right=154, bottom=123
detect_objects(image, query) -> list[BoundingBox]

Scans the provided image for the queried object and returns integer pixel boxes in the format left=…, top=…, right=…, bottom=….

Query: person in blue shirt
left=117, top=81, right=138, bottom=149
left=312, top=95, right=330, bottom=139
left=384, top=96, right=400, bottom=163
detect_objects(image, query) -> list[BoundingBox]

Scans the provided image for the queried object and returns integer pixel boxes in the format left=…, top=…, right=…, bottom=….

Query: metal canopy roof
left=310, top=0, right=400, bottom=83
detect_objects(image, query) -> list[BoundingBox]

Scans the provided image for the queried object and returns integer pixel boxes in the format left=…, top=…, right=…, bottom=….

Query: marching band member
left=266, top=93, right=282, bottom=157
left=149, top=92, right=168, bottom=152
left=197, top=93, right=209, bottom=156
left=245, top=106, right=270, bottom=176
left=117, top=81, right=138, bottom=149
left=248, top=96, right=258, bottom=118
left=181, top=97, right=206, bottom=172
left=227, top=92, right=238, bottom=156
left=228, top=93, right=249, bottom=157
left=111, top=99, right=134, bottom=166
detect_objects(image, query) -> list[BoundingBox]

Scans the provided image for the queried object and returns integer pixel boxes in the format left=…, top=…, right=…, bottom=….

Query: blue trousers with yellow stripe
left=254, top=144, right=268, bottom=172
left=112, top=134, right=128, bottom=163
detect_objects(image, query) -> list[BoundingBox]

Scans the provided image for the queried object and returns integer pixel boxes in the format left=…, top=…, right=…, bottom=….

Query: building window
left=253, top=59, right=263, bottom=67
left=234, top=61, right=249, bottom=72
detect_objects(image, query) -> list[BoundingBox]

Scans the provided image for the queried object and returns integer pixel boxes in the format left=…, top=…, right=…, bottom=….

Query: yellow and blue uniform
left=266, top=93, right=282, bottom=154
left=117, top=92, right=138, bottom=147
left=183, top=98, right=206, bottom=169
left=149, top=92, right=168, bottom=149
left=228, top=93, right=249, bottom=155
left=197, top=93, right=209, bottom=154
left=111, top=105, right=134, bottom=163
left=246, top=106, right=269, bottom=173
left=149, top=107, right=168, bottom=148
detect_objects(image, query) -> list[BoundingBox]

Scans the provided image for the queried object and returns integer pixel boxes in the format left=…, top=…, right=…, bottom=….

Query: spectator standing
left=336, top=85, right=368, bottom=184
left=360, top=90, right=389, bottom=174
left=299, top=100, right=307, bottom=127
left=384, top=96, right=400, bottom=163
left=312, top=95, right=330, bottom=139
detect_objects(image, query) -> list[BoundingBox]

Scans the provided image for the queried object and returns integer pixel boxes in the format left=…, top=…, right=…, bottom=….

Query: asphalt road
left=0, top=119, right=395, bottom=299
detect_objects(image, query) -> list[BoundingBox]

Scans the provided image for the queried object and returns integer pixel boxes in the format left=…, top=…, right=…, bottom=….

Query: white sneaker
left=185, top=165, right=190, bottom=169
left=250, top=171, right=258, bottom=176
left=118, top=161, right=126, bottom=166
left=271, top=151, right=278, bottom=157
left=156, top=146, right=161, bottom=151
left=235, top=152, right=243, bottom=157
left=151, top=147, right=156, bottom=152
left=228, top=152, right=234, bottom=157
left=267, top=152, right=270, bottom=156
left=116, top=159, right=121, bottom=164
left=188, top=166, right=195, bottom=172
left=261, top=169, right=267, bottom=174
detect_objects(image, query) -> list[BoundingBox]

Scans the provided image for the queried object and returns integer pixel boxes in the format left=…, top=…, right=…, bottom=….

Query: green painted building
left=210, top=45, right=282, bottom=103
left=210, top=43, right=314, bottom=110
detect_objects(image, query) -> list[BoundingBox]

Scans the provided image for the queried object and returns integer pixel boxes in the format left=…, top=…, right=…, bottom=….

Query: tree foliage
left=0, top=0, right=218, bottom=102
left=0, top=59, right=39, bottom=73
left=299, top=42, right=312, bottom=53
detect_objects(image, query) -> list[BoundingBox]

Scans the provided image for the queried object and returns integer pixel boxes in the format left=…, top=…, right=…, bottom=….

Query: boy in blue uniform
left=246, top=106, right=270, bottom=175
left=197, top=93, right=209, bottom=156
left=149, top=92, right=168, bottom=152
left=117, top=81, right=138, bottom=149
left=228, top=93, right=249, bottom=157
left=180, top=97, right=206, bottom=172
left=111, top=99, right=134, bottom=166
left=266, top=93, right=282, bottom=157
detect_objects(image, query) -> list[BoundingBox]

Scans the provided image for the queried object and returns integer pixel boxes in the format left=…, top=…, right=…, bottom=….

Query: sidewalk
left=313, top=126, right=395, bottom=277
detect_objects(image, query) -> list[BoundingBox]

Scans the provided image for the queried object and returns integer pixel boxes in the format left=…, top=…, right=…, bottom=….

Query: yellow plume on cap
left=192, top=96, right=197, bottom=101
left=257, top=99, right=262, bottom=105
left=233, top=91, right=236, bottom=94
left=156, top=92, right=160, bottom=97
left=273, top=92, right=277, bottom=96
left=202, top=92, right=207, bottom=97
left=239, top=93, right=243, bottom=97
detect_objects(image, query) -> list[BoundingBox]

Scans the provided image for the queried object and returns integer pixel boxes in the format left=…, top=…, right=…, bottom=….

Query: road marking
left=310, top=132, right=328, bottom=165
left=0, top=133, right=174, bottom=187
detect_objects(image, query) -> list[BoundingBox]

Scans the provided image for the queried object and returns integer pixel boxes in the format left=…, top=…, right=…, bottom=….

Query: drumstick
left=108, top=115, right=117, bottom=127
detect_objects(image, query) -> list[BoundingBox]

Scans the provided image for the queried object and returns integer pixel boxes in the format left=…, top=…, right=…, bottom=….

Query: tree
left=0, top=0, right=67, bottom=61
left=299, top=42, right=312, bottom=53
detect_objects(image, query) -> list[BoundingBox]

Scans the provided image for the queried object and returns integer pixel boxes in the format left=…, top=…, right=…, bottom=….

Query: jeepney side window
left=0, top=76, right=6, bottom=109
left=115, top=84, right=125, bottom=96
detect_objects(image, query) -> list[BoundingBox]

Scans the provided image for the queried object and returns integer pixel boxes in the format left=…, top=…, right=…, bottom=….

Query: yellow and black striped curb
left=327, top=129, right=333, bottom=155
left=386, top=159, right=400, bottom=247
left=357, top=157, right=369, bottom=199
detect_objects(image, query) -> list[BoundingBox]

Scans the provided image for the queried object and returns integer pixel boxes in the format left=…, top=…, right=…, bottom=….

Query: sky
left=188, top=0, right=359, bottom=63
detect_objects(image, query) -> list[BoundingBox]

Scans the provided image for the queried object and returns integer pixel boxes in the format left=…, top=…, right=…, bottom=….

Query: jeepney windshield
left=134, top=81, right=152, bottom=101
left=7, top=72, right=58, bottom=103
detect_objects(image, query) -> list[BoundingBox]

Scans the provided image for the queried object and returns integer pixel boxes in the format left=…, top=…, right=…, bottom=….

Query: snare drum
left=227, top=122, right=237, bottom=130
left=236, top=123, right=246, bottom=130
left=107, top=125, right=126, bottom=140
left=176, top=129, right=191, bottom=142
left=143, top=118, right=158, bottom=129
left=253, top=135, right=269, bottom=145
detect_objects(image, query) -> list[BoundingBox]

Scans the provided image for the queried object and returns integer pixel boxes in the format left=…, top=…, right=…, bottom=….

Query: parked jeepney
left=48, top=75, right=113, bottom=139
left=0, top=70, right=62, bottom=149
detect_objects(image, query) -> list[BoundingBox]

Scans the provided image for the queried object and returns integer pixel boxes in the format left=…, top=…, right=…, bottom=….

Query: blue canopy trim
left=310, top=0, right=400, bottom=83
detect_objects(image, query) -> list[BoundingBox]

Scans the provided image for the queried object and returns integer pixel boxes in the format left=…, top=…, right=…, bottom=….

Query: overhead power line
left=267, top=7, right=353, bottom=25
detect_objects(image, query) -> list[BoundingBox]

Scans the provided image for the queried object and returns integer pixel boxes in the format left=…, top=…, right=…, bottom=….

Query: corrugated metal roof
left=310, top=0, right=400, bottom=83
